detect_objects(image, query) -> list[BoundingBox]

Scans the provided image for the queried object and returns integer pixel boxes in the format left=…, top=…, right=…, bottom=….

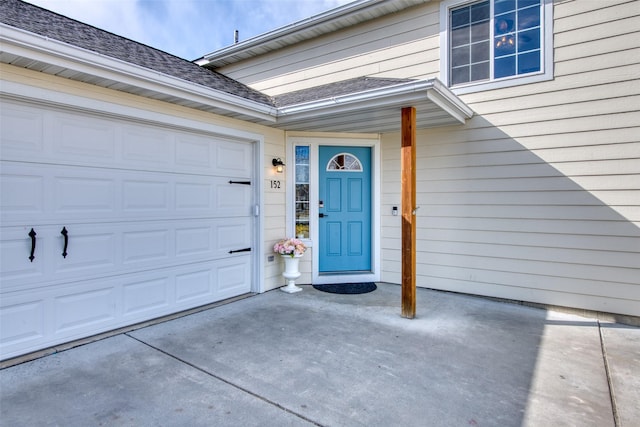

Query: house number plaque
left=270, top=180, right=281, bottom=189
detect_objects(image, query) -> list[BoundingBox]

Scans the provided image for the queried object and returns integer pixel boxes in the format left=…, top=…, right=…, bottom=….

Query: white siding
left=216, top=2, right=442, bottom=95
left=212, top=0, right=640, bottom=316
left=381, top=0, right=640, bottom=316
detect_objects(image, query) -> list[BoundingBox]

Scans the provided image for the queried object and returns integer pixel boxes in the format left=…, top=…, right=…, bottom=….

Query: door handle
left=61, top=227, right=68, bottom=258
left=319, top=213, right=328, bottom=218
left=28, top=228, right=36, bottom=262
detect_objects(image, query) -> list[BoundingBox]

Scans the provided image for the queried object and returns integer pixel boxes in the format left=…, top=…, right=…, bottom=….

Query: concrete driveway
left=1, top=283, right=638, bottom=426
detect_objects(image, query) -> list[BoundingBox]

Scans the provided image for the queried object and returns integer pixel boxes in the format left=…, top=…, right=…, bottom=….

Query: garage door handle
left=28, top=228, right=36, bottom=262
left=61, top=227, right=69, bottom=258
left=229, top=247, right=251, bottom=254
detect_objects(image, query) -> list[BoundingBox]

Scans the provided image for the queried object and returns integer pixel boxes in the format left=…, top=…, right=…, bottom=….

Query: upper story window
left=441, top=0, right=552, bottom=94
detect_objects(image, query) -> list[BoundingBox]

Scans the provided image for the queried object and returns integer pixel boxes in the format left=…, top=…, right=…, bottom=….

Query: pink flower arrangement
left=273, top=238, right=307, bottom=257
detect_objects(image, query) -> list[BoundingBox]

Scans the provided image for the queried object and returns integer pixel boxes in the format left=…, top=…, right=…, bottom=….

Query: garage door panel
left=2, top=101, right=253, bottom=179
left=175, top=133, right=213, bottom=169
left=54, top=230, right=116, bottom=274
left=214, top=219, right=252, bottom=254
left=215, top=180, right=253, bottom=216
left=1, top=162, right=116, bottom=226
left=2, top=163, right=252, bottom=227
left=122, top=229, right=170, bottom=264
left=214, top=255, right=252, bottom=299
left=175, top=182, right=212, bottom=210
left=119, top=174, right=252, bottom=218
left=0, top=172, right=45, bottom=218
left=175, top=269, right=212, bottom=303
left=0, top=258, right=251, bottom=360
left=55, top=287, right=117, bottom=334
left=1, top=225, right=115, bottom=292
left=123, top=277, right=170, bottom=316
left=1, top=99, right=256, bottom=361
left=175, top=218, right=252, bottom=259
left=215, top=141, right=254, bottom=177
left=54, top=175, right=115, bottom=214
left=0, top=300, right=45, bottom=348
left=0, top=227, right=49, bottom=284
left=1, top=218, right=252, bottom=293
left=53, top=114, right=116, bottom=162
left=0, top=102, right=45, bottom=154
left=175, top=226, right=212, bottom=257
left=122, top=179, right=170, bottom=212
left=121, top=125, right=171, bottom=167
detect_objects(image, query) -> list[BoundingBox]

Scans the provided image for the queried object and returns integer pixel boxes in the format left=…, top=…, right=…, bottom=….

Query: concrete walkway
left=1, top=283, right=638, bottom=426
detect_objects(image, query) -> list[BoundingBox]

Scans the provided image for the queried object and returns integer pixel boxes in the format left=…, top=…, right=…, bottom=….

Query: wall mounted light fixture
left=272, top=157, right=285, bottom=173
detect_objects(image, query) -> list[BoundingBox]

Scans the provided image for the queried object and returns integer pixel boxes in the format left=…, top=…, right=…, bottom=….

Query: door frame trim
left=286, top=135, right=380, bottom=285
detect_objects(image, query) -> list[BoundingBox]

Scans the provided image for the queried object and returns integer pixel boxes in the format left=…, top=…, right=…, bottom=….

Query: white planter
left=280, top=254, right=303, bottom=293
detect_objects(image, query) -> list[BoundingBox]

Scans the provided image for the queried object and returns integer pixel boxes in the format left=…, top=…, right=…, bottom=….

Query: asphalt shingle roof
left=1, top=0, right=423, bottom=116
left=0, top=0, right=274, bottom=106
left=273, top=77, right=416, bottom=107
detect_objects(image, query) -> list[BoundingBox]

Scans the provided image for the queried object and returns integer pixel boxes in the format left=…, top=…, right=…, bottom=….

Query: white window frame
left=440, top=0, right=554, bottom=95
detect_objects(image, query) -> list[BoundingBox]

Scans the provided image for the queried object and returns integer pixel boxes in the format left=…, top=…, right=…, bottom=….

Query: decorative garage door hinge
left=228, top=180, right=251, bottom=185
left=229, top=247, right=251, bottom=254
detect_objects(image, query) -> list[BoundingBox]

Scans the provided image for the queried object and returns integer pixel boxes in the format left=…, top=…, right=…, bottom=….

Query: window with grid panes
left=448, top=0, right=543, bottom=87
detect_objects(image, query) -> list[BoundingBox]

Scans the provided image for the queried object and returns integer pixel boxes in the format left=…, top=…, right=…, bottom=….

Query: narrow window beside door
left=295, top=146, right=310, bottom=239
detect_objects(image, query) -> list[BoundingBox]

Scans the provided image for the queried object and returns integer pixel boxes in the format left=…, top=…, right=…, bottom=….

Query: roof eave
left=1, top=26, right=472, bottom=133
left=0, top=24, right=278, bottom=123
left=196, top=0, right=431, bottom=68
left=276, top=79, right=473, bottom=129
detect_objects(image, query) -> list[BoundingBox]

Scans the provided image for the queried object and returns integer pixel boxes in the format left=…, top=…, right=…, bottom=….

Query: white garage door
left=0, top=99, right=256, bottom=360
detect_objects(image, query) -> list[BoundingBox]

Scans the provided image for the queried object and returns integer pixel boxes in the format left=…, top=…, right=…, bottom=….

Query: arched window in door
left=326, top=153, right=362, bottom=171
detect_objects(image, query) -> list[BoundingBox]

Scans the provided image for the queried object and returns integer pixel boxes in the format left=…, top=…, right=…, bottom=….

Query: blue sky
left=24, top=0, right=352, bottom=60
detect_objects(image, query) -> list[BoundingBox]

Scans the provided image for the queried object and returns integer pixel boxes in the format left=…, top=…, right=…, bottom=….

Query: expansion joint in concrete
left=598, top=321, right=620, bottom=427
left=125, top=333, right=325, bottom=427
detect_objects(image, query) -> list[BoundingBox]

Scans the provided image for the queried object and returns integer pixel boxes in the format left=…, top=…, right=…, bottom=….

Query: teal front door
left=319, top=146, right=372, bottom=272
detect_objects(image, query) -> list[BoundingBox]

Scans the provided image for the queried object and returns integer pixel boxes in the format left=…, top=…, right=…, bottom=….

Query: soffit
left=270, top=79, right=474, bottom=133
left=274, top=100, right=467, bottom=133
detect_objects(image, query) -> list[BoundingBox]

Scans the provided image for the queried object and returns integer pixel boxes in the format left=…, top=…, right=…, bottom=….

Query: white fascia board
left=428, top=79, right=474, bottom=123
left=0, top=24, right=277, bottom=122
left=199, top=0, right=432, bottom=66
left=199, top=0, right=383, bottom=63
left=277, top=80, right=435, bottom=117
left=277, top=79, right=473, bottom=123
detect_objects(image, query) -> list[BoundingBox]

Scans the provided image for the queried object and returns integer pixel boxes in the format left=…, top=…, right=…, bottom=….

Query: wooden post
left=401, top=106, right=416, bottom=319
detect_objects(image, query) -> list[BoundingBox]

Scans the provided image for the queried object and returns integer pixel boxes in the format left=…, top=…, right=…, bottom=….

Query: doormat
left=312, top=282, right=377, bottom=295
